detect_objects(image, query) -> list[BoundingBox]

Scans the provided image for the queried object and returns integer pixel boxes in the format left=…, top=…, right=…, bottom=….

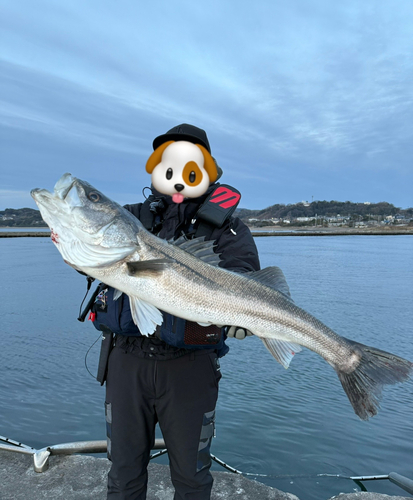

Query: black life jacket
left=138, top=183, right=241, bottom=239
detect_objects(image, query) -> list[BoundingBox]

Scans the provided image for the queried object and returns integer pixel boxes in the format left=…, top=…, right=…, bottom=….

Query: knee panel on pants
left=105, top=401, right=112, bottom=460
left=197, top=410, right=215, bottom=472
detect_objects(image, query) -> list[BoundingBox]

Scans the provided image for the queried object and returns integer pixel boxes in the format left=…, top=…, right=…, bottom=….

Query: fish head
left=31, top=173, right=141, bottom=270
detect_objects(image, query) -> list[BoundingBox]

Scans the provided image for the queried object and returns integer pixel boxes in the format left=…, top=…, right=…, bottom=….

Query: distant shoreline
left=1, top=226, right=412, bottom=238
left=0, top=231, right=50, bottom=238
left=249, top=225, right=413, bottom=236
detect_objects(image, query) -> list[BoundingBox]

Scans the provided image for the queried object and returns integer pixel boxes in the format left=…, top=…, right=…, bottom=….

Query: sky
left=1, top=0, right=413, bottom=211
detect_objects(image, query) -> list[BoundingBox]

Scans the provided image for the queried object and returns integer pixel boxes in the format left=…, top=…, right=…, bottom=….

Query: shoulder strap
left=191, top=184, right=241, bottom=239
left=139, top=185, right=242, bottom=239
left=139, top=196, right=167, bottom=234
left=138, top=198, right=156, bottom=231
left=195, top=184, right=241, bottom=228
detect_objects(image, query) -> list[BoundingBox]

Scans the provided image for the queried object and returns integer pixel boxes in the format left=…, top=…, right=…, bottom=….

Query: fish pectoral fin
left=113, top=289, right=122, bottom=300
left=246, top=267, right=293, bottom=300
left=261, top=338, right=302, bottom=369
left=129, top=296, right=163, bottom=336
left=60, top=240, right=137, bottom=269
left=127, top=259, right=173, bottom=276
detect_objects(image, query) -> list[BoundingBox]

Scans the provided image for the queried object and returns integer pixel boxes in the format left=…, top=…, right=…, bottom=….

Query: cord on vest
left=77, top=277, right=99, bottom=322
left=142, top=186, right=152, bottom=200
left=84, top=333, right=102, bottom=379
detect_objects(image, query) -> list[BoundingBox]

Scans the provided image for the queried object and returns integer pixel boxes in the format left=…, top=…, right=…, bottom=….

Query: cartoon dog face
left=146, top=141, right=218, bottom=203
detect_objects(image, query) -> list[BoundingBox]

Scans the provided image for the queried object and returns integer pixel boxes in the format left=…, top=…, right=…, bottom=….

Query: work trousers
left=105, top=344, right=221, bottom=500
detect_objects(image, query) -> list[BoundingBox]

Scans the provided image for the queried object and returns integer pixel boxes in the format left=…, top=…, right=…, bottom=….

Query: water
left=0, top=235, right=412, bottom=499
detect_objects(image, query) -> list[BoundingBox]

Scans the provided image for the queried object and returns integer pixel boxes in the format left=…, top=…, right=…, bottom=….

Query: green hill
left=237, top=201, right=412, bottom=222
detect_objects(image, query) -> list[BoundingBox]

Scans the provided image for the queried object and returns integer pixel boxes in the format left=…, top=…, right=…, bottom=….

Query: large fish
left=31, top=173, right=412, bottom=420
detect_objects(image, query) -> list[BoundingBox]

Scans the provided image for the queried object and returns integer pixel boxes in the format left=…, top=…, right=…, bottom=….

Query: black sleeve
left=213, top=217, right=260, bottom=273
left=123, top=203, right=142, bottom=219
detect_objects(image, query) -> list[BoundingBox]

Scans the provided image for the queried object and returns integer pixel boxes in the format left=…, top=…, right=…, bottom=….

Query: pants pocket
left=197, top=410, right=215, bottom=472
left=207, top=352, right=222, bottom=388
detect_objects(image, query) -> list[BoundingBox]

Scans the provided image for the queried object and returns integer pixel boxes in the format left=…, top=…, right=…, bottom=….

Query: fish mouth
left=53, top=173, right=76, bottom=200
left=31, top=173, right=82, bottom=208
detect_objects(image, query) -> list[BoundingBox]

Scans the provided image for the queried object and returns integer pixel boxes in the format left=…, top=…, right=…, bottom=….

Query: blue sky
left=1, top=0, right=413, bottom=210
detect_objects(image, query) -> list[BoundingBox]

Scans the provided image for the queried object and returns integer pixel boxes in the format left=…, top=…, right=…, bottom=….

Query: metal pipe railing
left=1, top=434, right=413, bottom=495
left=0, top=435, right=166, bottom=472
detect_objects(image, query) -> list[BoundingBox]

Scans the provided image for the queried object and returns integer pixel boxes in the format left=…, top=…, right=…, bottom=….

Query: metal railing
left=0, top=435, right=165, bottom=473
left=1, top=435, right=412, bottom=495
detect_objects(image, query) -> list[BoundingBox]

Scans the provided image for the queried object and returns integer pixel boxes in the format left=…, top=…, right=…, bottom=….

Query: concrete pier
left=1, top=451, right=412, bottom=500
left=0, top=450, right=298, bottom=500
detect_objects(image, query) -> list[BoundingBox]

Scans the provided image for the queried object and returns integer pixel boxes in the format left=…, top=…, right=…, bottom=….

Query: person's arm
left=123, top=203, right=142, bottom=219
left=214, top=217, right=260, bottom=273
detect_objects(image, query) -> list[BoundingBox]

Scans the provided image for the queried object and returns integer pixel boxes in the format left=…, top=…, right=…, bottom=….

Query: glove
left=226, top=326, right=253, bottom=340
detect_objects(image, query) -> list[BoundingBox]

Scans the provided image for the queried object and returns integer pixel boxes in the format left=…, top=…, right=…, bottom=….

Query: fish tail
left=336, top=338, right=413, bottom=420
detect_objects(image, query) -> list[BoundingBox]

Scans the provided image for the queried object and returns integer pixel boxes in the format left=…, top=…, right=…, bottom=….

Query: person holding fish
left=92, top=124, right=261, bottom=500
left=31, top=126, right=413, bottom=499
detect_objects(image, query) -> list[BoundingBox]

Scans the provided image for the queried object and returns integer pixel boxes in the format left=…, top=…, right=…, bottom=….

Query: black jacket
left=124, top=186, right=260, bottom=273
left=93, top=185, right=260, bottom=358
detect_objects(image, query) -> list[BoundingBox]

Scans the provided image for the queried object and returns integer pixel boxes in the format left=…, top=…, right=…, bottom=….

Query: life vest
left=139, top=183, right=241, bottom=239
left=90, top=285, right=229, bottom=357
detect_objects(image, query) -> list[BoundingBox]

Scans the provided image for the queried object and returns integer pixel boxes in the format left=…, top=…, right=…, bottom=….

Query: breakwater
left=0, top=232, right=50, bottom=238
left=1, top=228, right=412, bottom=238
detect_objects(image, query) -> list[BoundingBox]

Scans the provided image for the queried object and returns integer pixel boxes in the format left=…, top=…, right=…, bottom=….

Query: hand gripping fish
left=31, top=173, right=412, bottom=420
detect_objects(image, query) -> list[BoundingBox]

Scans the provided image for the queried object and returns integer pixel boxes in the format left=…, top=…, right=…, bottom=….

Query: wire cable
left=142, top=186, right=152, bottom=200
left=84, top=334, right=101, bottom=379
left=78, top=276, right=95, bottom=319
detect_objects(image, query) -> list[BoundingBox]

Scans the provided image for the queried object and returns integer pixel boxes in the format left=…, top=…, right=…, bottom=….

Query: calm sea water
left=1, top=235, right=412, bottom=499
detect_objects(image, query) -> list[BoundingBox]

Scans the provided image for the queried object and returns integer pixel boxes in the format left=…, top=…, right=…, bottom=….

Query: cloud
left=1, top=0, right=413, bottom=209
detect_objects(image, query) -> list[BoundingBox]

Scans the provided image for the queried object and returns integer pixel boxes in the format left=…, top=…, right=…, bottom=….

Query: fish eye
left=88, top=192, right=100, bottom=202
left=166, top=168, right=173, bottom=180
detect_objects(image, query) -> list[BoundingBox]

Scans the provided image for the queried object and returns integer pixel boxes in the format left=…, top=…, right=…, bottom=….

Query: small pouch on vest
left=195, top=184, right=241, bottom=228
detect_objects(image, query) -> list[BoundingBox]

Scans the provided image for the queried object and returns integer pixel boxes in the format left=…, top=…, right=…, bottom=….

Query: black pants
left=105, top=345, right=221, bottom=500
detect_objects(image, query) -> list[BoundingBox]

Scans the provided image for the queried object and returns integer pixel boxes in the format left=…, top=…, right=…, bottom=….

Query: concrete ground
left=0, top=451, right=298, bottom=500
left=0, top=451, right=411, bottom=500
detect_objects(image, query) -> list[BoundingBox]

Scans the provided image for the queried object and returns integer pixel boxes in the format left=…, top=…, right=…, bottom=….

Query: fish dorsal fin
left=171, top=236, right=221, bottom=266
left=247, top=266, right=292, bottom=300
left=261, top=338, right=302, bottom=369
left=129, top=295, right=163, bottom=336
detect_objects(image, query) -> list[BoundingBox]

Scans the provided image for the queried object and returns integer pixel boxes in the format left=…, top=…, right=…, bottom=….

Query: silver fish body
left=31, top=174, right=412, bottom=420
